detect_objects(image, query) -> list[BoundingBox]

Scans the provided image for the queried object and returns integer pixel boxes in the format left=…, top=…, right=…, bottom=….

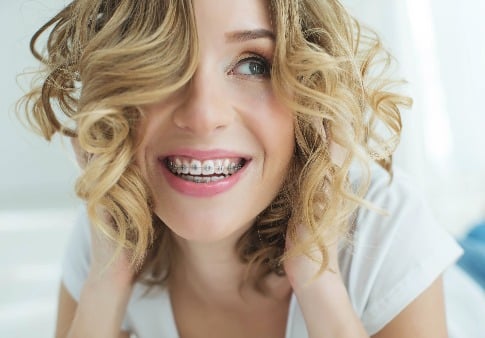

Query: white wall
left=0, top=1, right=78, bottom=210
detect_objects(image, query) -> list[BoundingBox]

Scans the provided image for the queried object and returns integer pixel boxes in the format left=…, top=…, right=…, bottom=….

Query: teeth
left=189, top=160, right=202, bottom=175
left=167, top=157, right=244, bottom=179
left=181, top=162, right=189, bottom=174
left=214, top=159, right=223, bottom=174
left=202, top=160, right=215, bottom=175
left=223, top=159, right=230, bottom=175
left=228, top=163, right=239, bottom=174
left=175, top=158, right=182, bottom=174
left=180, top=175, right=225, bottom=183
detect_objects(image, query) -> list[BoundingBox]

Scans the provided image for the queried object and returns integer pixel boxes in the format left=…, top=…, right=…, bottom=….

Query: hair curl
left=19, top=0, right=411, bottom=290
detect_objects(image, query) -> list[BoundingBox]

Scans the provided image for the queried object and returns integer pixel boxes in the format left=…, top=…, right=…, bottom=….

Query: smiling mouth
left=164, top=156, right=247, bottom=183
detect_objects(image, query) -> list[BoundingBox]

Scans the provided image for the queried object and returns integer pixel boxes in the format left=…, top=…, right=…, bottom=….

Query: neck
left=171, top=229, right=251, bottom=304
left=168, top=225, right=291, bottom=307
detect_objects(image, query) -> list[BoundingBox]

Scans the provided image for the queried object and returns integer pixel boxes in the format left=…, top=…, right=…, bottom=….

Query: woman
left=20, top=0, right=461, bottom=337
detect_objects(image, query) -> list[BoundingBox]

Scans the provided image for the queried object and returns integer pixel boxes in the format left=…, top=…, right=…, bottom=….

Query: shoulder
left=348, top=163, right=439, bottom=244
left=343, top=163, right=461, bottom=268
left=351, top=163, right=422, bottom=212
left=339, top=163, right=463, bottom=334
left=61, top=205, right=92, bottom=300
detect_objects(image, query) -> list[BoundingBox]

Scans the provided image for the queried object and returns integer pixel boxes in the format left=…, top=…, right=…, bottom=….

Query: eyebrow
left=225, top=29, right=275, bottom=43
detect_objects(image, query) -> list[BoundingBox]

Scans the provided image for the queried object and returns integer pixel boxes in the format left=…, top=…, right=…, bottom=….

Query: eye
left=230, top=56, right=271, bottom=78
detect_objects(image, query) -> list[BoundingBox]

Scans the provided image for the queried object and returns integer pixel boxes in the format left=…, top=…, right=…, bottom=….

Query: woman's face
left=135, top=0, right=294, bottom=243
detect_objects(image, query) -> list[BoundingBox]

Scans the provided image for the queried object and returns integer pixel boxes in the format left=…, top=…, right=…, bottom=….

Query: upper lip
left=159, top=148, right=252, bottom=161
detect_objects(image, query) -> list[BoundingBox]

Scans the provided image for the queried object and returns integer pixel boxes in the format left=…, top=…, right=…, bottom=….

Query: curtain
left=343, top=0, right=485, bottom=235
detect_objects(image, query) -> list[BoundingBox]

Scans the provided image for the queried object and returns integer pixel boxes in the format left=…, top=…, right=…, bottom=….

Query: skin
left=134, top=0, right=294, bottom=309
left=135, top=5, right=294, bottom=246
left=55, top=0, right=450, bottom=337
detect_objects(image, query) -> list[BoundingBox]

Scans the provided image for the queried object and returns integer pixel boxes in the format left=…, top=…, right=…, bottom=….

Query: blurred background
left=1, top=0, right=484, bottom=337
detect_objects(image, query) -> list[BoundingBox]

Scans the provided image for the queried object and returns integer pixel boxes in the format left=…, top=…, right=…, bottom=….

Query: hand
left=68, top=137, right=135, bottom=337
left=71, top=137, right=134, bottom=280
left=71, top=136, right=134, bottom=284
left=87, top=207, right=135, bottom=286
left=68, top=208, right=134, bottom=338
left=283, top=224, right=368, bottom=338
left=283, top=223, right=341, bottom=293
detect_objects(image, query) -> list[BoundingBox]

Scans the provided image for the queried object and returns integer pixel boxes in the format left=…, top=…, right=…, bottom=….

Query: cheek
left=233, top=86, right=295, bottom=171
left=234, top=84, right=294, bottom=140
left=257, top=98, right=295, bottom=156
left=132, top=105, right=171, bottom=174
left=132, top=119, right=150, bottom=176
left=270, top=106, right=294, bottom=146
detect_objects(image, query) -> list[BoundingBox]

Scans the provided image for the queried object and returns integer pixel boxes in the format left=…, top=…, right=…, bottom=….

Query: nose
left=172, top=68, right=233, bottom=135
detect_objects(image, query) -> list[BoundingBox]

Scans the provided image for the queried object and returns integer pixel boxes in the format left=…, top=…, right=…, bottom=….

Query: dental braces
left=167, top=161, right=243, bottom=173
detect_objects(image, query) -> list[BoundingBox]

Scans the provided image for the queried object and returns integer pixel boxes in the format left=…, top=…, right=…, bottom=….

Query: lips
left=158, top=151, right=250, bottom=197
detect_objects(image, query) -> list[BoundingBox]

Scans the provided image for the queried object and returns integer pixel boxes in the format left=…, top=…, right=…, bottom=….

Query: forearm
left=293, top=273, right=369, bottom=338
left=67, top=274, right=133, bottom=338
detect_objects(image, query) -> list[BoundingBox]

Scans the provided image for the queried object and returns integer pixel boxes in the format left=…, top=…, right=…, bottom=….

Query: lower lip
left=160, top=160, right=249, bottom=198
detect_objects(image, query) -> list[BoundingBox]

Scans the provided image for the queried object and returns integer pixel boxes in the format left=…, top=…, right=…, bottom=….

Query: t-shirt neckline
left=161, top=289, right=298, bottom=338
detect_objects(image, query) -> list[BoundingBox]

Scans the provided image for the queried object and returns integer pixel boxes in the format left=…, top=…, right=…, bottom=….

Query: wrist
left=85, top=263, right=134, bottom=299
left=88, top=250, right=135, bottom=287
left=69, top=276, right=133, bottom=338
left=292, top=271, right=348, bottom=303
left=289, top=263, right=342, bottom=296
left=292, top=273, right=368, bottom=338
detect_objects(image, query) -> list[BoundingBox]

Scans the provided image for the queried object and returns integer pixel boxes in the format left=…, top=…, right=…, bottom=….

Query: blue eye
left=232, top=56, right=271, bottom=77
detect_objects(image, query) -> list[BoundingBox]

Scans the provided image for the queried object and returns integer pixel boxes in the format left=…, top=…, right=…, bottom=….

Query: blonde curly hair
left=19, top=0, right=411, bottom=289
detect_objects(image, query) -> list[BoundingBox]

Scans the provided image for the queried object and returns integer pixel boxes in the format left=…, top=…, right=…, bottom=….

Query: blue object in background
left=457, top=221, right=485, bottom=289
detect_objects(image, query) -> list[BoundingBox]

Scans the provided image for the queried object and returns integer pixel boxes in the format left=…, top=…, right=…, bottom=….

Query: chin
left=154, top=207, right=255, bottom=244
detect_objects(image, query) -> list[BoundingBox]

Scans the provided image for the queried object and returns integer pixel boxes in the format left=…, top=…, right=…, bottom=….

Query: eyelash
left=229, top=53, right=272, bottom=78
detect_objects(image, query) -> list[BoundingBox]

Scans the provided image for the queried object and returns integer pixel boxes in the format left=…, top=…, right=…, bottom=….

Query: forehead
left=192, top=0, right=273, bottom=38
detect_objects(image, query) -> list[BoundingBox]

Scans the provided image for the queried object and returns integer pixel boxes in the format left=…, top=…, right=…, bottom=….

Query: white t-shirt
left=61, top=166, right=463, bottom=337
